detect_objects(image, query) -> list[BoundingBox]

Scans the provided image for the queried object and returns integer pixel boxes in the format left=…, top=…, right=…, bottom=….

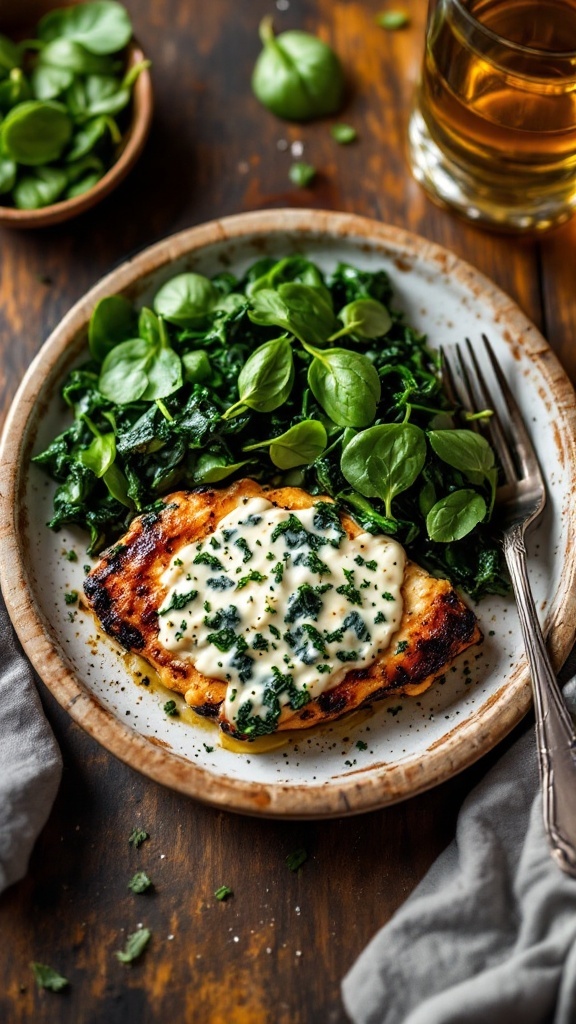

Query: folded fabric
left=0, top=591, right=62, bottom=894
left=342, top=676, right=576, bottom=1024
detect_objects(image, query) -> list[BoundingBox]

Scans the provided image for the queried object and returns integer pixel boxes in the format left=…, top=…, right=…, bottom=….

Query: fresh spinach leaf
left=252, top=16, right=344, bottom=121
left=244, top=419, right=327, bottom=469
left=37, top=2, right=133, bottom=56
left=306, top=345, right=381, bottom=427
left=153, top=272, right=219, bottom=326
left=341, top=423, right=426, bottom=518
left=13, top=165, right=68, bottom=208
left=1, top=100, right=72, bottom=165
left=89, top=294, right=138, bottom=361
left=426, top=489, right=486, bottom=542
left=333, top=297, right=392, bottom=340
left=223, top=336, right=294, bottom=418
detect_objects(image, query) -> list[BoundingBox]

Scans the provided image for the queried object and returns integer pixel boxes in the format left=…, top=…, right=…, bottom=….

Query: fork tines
left=441, top=334, right=543, bottom=488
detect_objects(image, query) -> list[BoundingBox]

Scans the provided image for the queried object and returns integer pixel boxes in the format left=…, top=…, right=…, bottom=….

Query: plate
left=2, top=209, right=576, bottom=819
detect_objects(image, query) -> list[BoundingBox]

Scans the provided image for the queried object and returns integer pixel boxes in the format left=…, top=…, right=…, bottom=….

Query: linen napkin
left=0, top=590, right=62, bottom=894
left=342, top=673, right=576, bottom=1024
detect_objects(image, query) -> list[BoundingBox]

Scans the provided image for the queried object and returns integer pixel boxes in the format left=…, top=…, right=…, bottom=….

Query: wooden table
left=1, top=1, right=575, bottom=1021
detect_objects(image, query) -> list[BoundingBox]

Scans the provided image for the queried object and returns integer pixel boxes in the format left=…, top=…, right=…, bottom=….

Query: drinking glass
left=408, top=0, right=576, bottom=231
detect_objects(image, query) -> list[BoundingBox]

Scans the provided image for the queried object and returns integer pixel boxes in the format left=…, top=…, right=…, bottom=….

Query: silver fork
left=442, top=334, right=576, bottom=878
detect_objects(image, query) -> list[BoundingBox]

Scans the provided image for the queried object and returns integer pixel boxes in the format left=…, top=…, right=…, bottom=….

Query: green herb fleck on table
left=387, top=705, right=403, bottom=716
left=65, top=549, right=78, bottom=561
left=330, top=123, right=357, bottom=144
left=128, top=871, right=152, bottom=894
left=203, top=743, right=214, bottom=753
left=30, top=962, right=69, bottom=992
left=163, top=699, right=178, bottom=716
left=128, top=828, right=149, bottom=848
left=64, top=590, right=78, bottom=604
left=286, top=847, right=307, bottom=872
left=214, top=885, right=233, bottom=901
left=115, top=927, right=151, bottom=963
left=289, top=162, right=316, bottom=188
left=376, top=10, right=410, bottom=29
left=356, top=740, right=368, bottom=751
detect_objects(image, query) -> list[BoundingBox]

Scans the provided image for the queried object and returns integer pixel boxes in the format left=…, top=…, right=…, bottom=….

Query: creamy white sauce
left=158, top=497, right=405, bottom=736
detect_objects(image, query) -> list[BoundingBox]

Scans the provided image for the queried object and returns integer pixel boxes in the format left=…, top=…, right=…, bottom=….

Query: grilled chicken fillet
left=84, top=480, right=482, bottom=734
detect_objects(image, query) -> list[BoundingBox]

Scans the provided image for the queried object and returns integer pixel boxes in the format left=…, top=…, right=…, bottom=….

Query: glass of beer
left=408, top=0, right=576, bottom=231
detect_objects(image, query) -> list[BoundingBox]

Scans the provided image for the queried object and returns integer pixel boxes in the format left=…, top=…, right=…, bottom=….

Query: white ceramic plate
left=2, top=209, right=576, bottom=818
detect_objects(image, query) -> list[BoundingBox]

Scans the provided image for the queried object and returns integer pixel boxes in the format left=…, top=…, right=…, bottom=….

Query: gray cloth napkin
left=342, top=677, right=576, bottom=1024
left=0, top=592, right=62, bottom=894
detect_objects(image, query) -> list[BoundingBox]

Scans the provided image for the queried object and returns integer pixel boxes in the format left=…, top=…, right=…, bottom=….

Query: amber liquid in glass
left=413, top=0, right=576, bottom=227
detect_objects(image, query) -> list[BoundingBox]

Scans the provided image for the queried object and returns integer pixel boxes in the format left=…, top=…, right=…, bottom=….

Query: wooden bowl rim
left=0, top=41, right=152, bottom=229
left=2, top=208, right=576, bottom=818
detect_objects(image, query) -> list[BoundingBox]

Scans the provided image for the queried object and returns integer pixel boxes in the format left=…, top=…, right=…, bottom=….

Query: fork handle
left=504, top=524, right=576, bottom=878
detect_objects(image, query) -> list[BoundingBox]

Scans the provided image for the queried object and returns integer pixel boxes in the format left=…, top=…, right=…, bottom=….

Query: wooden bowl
left=0, top=19, right=152, bottom=229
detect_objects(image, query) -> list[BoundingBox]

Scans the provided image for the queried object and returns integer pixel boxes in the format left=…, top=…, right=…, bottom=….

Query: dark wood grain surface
left=1, top=1, right=575, bottom=1021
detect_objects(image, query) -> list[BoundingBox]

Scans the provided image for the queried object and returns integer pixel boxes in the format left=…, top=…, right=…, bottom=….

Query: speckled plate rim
left=2, top=208, right=576, bottom=819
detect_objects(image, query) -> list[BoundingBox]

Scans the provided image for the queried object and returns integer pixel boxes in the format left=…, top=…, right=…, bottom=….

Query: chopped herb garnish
left=293, top=550, right=331, bottom=575
left=286, top=848, right=308, bottom=872
left=173, top=557, right=183, bottom=566
left=128, top=828, right=149, bottom=848
left=214, top=885, right=233, bottom=901
left=382, top=591, right=395, bottom=601
left=116, top=928, right=151, bottom=964
left=252, top=633, right=269, bottom=651
left=356, top=740, right=368, bottom=750
left=336, top=649, right=360, bottom=662
left=343, top=611, right=370, bottom=641
left=395, top=640, right=409, bottom=654
left=374, top=611, right=387, bottom=624
left=128, top=872, right=152, bottom=894
left=210, top=537, right=221, bottom=549
left=163, top=700, right=178, bottom=716
left=30, top=963, right=69, bottom=992
left=269, top=624, right=281, bottom=639
left=236, top=570, right=268, bottom=590
left=83, top=564, right=91, bottom=574
left=203, top=743, right=214, bottom=753
left=207, top=628, right=238, bottom=652
left=336, top=569, right=363, bottom=607
left=273, top=561, right=284, bottom=584
left=207, top=576, right=235, bottom=590
left=387, top=704, right=403, bottom=716
left=64, top=590, right=78, bottom=605
left=205, top=604, right=241, bottom=630
left=365, top=560, right=377, bottom=571
left=159, top=589, right=198, bottom=615
left=234, top=537, right=253, bottom=563
left=194, top=551, right=224, bottom=571
left=317, top=664, right=331, bottom=673
left=65, top=549, right=78, bottom=562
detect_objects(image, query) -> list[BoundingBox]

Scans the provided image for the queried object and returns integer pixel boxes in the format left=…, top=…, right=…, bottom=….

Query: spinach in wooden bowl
left=34, top=256, right=508, bottom=600
left=0, top=1, right=149, bottom=209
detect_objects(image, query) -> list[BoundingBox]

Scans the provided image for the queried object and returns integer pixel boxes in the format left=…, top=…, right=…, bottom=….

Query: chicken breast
left=84, top=480, right=482, bottom=736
